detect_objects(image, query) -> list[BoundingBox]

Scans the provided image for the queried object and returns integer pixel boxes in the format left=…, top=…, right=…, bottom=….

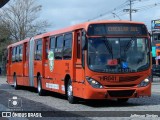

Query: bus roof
left=7, top=20, right=145, bottom=48
left=7, top=38, right=30, bottom=48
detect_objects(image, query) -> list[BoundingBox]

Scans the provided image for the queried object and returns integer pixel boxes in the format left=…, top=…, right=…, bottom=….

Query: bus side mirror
left=82, top=31, right=87, bottom=50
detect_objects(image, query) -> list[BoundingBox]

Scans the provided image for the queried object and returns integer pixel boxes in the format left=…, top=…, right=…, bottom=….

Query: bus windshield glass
left=88, top=37, right=150, bottom=73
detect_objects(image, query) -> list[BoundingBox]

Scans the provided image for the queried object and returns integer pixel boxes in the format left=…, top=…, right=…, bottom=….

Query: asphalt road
left=0, top=76, right=160, bottom=120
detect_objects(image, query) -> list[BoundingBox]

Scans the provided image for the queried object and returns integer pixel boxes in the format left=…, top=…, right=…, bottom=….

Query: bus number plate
left=99, top=76, right=118, bottom=82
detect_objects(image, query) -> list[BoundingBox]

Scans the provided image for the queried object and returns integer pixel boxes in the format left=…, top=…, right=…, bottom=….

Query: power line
left=109, top=2, right=160, bottom=20
left=112, top=12, right=121, bottom=20
left=87, top=0, right=128, bottom=21
left=136, top=2, right=160, bottom=10
left=87, top=0, right=160, bottom=22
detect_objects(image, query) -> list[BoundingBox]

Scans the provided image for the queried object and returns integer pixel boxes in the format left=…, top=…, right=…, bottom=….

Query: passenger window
left=77, top=32, right=81, bottom=59
left=55, top=36, right=63, bottom=59
left=25, top=43, right=28, bottom=61
left=50, top=37, right=55, bottom=52
left=45, top=39, right=49, bottom=59
left=19, top=45, right=23, bottom=61
left=63, top=33, right=72, bottom=59
left=15, top=46, right=19, bottom=62
left=35, top=39, right=42, bottom=60
left=12, top=47, right=16, bottom=62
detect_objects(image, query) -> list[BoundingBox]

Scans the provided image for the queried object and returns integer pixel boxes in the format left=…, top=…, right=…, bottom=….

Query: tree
left=0, top=23, right=10, bottom=75
left=0, top=0, right=49, bottom=75
left=0, top=0, right=49, bottom=41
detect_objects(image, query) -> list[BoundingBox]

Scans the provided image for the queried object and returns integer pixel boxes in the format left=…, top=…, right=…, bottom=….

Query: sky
left=6, top=0, right=160, bottom=32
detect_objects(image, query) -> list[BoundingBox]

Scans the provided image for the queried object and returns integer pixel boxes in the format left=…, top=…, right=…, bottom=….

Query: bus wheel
left=67, top=79, right=77, bottom=104
left=37, top=76, right=44, bottom=96
left=117, top=98, right=129, bottom=103
left=13, top=75, right=18, bottom=90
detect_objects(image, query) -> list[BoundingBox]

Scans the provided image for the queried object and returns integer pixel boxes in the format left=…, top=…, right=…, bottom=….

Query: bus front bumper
left=83, top=83, right=151, bottom=100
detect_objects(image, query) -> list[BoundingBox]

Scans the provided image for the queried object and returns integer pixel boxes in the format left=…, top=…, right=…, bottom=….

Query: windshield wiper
left=102, top=37, right=113, bottom=59
left=124, top=37, right=136, bottom=52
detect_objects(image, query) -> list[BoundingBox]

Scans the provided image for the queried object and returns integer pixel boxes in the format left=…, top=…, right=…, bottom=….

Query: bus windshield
left=88, top=37, right=150, bottom=73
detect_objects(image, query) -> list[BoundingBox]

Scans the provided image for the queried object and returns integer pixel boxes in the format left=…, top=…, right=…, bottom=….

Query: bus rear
left=80, top=21, right=152, bottom=102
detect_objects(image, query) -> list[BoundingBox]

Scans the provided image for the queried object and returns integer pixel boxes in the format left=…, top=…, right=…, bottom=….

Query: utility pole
left=123, top=0, right=138, bottom=21
left=129, top=0, right=132, bottom=21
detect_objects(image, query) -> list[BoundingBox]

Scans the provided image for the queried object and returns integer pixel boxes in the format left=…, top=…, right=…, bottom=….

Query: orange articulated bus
left=6, top=20, right=152, bottom=104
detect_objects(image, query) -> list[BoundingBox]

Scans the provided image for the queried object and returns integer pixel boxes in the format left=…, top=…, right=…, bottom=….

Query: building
left=151, top=19, right=160, bottom=65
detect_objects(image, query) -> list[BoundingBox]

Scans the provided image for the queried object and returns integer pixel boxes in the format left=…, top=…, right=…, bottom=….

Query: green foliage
left=0, top=0, right=50, bottom=74
left=0, top=0, right=49, bottom=42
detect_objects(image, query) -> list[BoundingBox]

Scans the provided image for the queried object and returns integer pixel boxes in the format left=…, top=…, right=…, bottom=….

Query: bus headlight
left=138, top=77, right=151, bottom=87
left=86, top=77, right=103, bottom=88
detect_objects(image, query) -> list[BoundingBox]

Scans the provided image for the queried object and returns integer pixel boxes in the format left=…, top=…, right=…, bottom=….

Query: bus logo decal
left=122, top=62, right=128, bottom=69
left=99, top=76, right=118, bottom=82
left=46, top=83, right=59, bottom=89
left=48, top=51, right=54, bottom=72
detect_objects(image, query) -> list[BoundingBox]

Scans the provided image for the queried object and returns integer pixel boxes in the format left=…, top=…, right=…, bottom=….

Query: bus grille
left=108, top=90, right=135, bottom=97
left=119, top=76, right=141, bottom=82
left=105, top=84, right=136, bottom=87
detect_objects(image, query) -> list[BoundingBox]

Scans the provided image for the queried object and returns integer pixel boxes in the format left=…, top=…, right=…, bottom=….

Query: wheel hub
left=68, top=85, right=72, bottom=97
left=38, top=80, right=41, bottom=92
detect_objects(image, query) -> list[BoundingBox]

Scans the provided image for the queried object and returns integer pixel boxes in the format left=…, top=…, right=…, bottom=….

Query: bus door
left=24, top=42, right=29, bottom=85
left=75, top=30, right=85, bottom=83
left=34, top=38, right=43, bottom=87
left=44, top=36, right=58, bottom=91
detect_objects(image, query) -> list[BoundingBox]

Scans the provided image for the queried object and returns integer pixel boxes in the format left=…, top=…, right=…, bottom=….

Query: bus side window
left=50, top=37, right=55, bottom=53
left=24, top=43, right=28, bottom=61
left=12, top=47, right=15, bottom=62
left=45, top=38, right=49, bottom=59
left=81, top=30, right=86, bottom=67
left=63, top=33, right=72, bottom=59
left=35, top=39, right=42, bottom=60
left=15, top=46, right=19, bottom=62
left=77, top=32, right=81, bottom=59
left=55, top=35, right=63, bottom=60
left=19, top=45, right=23, bottom=61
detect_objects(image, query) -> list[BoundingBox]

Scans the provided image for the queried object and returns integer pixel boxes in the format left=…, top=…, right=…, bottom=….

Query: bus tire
left=13, top=75, right=18, bottom=90
left=37, top=75, right=45, bottom=96
left=67, top=79, right=77, bottom=104
left=117, top=98, right=129, bottom=103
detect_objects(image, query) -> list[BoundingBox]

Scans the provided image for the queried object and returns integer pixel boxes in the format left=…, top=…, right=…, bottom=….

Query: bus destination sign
left=107, top=26, right=138, bottom=32
left=88, top=23, right=147, bottom=36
